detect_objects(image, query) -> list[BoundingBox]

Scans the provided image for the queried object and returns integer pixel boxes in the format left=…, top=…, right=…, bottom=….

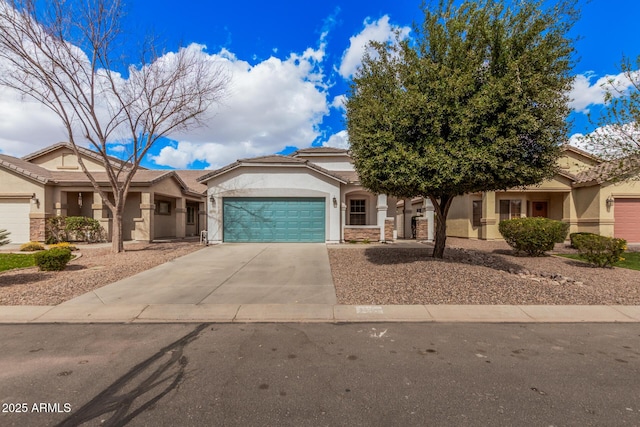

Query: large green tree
left=346, top=0, right=576, bottom=258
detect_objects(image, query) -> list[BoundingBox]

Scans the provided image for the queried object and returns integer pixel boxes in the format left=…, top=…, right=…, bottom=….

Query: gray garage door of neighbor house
left=223, top=197, right=326, bottom=242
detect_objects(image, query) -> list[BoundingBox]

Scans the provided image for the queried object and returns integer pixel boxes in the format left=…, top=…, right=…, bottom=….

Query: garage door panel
left=223, top=197, right=325, bottom=242
left=0, top=200, right=31, bottom=243
left=614, top=198, right=640, bottom=243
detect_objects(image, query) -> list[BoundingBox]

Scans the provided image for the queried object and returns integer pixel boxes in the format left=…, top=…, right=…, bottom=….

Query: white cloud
left=0, top=35, right=331, bottom=168
left=331, top=94, right=347, bottom=111
left=0, top=87, right=67, bottom=156
left=152, top=45, right=331, bottom=168
left=321, top=130, right=349, bottom=149
left=338, top=15, right=411, bottom=79
left=569, top=70, right=639, bottom=114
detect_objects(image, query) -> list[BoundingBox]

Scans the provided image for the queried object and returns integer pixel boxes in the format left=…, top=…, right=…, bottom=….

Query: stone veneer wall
left=344, top=226, right=380, bottom=242
left=384, top=218, right=394, bottom=242
left=415, top=217, right=429, bottom=240
left=30, top=218, right=46, bottom=242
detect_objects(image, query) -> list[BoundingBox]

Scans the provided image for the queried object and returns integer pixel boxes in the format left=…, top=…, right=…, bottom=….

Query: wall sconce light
left=78, top=192, right=83, bottom=208
left=209, top=195, right=216, bottom=207
left=30, top=193, right=39, bottom=207
left=332, top=196, right=337, bottom=208
left=606, top=195, right=614, bottom=210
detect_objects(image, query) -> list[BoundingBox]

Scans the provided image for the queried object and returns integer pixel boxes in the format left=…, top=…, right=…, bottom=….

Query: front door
left=532, top=201, right=548, bottom=218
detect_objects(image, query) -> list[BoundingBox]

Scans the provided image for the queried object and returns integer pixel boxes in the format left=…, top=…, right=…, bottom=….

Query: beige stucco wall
left=154, top=196, right=176, bottom=238
left=557, top=149, right=599, bottom=175
left=447, top=194, right=473, bottom=238
left=29, top=148, right=107, bottom=172
left=573, top=186, right=601, bottom=233
left=0, top=168, right=47, bottom=218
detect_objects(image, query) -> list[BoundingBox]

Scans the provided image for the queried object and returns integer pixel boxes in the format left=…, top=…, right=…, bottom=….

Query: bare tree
left=585, top=55, right=640, bottom=180
left=0, top=0, right=228, bottom=253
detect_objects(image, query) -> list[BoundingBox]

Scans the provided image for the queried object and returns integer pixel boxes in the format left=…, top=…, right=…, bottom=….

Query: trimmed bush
left=20, top=241, right=45, bottom=252
left=46, top=216, right=105, bottom=244
left=48, top=242, right=78, bottom=251
left=34, top=247, right=72, bottom=271
left=569, top=232, right=597, bottom=249
left=498, top=217, right=570, bottom=256
left=573, top=234, right=627, bottom=268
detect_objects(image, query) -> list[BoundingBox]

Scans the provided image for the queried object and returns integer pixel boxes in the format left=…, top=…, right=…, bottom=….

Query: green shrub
left=48, top=242, right=78, bottom=251
left=34, top=248, right=72, bottom=271
left=46, top=216, right=105, bottom=244
left=569, top=232, right=597, bottom=249
left=573, top=234, right=627, bottom=268
left=20, top=241, right=45, bottom=252
left=498, top=217, right=570, bottom=256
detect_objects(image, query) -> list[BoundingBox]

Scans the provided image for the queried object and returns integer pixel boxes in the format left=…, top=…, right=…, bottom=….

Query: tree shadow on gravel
left=363, top=246, right=525, bottom=274
left=0, top=272, right=51, bottom=287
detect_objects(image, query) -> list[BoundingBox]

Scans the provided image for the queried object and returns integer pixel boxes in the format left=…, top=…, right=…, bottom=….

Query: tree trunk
left=433, top=213, right=448, bottom=258
left=111, top=206, right=125, bottom=254
left=430, top=194, right=453, bottom=259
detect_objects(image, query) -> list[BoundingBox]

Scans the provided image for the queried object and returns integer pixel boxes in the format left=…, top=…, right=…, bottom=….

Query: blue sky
left=1, top=0, right=639, bottom=169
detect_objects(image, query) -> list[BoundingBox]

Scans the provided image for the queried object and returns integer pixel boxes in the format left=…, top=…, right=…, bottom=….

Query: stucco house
left=197, top=147, right=397, bottom=244
left=0, top=143, right=206, bottom=243
left=399, top=146, right=640, bottom=244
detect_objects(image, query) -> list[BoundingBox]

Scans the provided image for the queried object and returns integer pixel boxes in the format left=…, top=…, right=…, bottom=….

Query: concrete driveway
left=63, top=243, right=336, bottom=305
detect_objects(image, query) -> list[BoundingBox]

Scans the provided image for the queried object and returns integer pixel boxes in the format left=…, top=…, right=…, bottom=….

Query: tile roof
left=573, top=156, right=640, bottom=185
left=174, top=170, right=208, bottom=194
left=331, top=171, right=360, bottom=184
left=0, top=154, right=52, bottom=183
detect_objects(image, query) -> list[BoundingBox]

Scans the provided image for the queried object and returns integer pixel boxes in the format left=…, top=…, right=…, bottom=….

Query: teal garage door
left=223, top=197, right=326, bottom=242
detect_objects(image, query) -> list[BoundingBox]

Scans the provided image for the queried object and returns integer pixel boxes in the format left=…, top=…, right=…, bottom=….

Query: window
left=472, top=200, right=482, bottom=227
left=187, top=206, right=196, bottom=224
left=349, top=199, right=366, bottom=225
left=157, top=201, right=171, bottom=215
left=499, top=200, right=521, bottom=221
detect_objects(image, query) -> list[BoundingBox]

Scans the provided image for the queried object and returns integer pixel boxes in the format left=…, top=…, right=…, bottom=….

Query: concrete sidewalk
left=1, top=303, right=639, bottom=323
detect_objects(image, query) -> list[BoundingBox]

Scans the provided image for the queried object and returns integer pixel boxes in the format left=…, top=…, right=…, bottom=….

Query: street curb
left=0, top=304, right=639, bottom=324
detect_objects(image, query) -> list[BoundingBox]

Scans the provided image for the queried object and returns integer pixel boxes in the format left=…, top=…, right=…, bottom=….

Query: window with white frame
left=349, top=199, right=366, bottom=225
left=499, top=200, right=521, bottom=221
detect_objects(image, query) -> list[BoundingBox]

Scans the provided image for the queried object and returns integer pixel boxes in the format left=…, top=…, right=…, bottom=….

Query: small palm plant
left=0, top=229, right=10, bottom=246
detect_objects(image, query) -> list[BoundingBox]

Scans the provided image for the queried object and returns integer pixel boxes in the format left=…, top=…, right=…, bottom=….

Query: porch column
left=54, top=191, right=68, bottom=217
left=403, top=198, right=413, bottom=239
left=376, top=194, right=388, bottom=242
left=562, top=191, right=578, bottom=235
left=92, top=192, right=111, bottom=241
left=423, top=198, right=435, bottom=242
left=175, top=197, right=186, bottom=238
left=138, top=192, right=154, bottom=242
left=340, top=202, right=347, bottom=243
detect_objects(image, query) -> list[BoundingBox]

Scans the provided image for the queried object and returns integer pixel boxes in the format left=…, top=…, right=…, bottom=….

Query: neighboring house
left=198, top=147, right=397, bottom=244
left=399, top=146, right=640, bottom=244
left=0, top=143, right=206, bottom=243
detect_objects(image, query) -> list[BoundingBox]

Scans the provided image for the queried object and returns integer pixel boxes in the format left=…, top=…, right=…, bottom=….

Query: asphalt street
left=1, top=323, right=639, bottom=426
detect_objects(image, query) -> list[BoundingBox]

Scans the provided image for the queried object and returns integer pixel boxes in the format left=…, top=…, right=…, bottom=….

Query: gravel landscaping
left=0, top=241, right=203, bottom=305
left=329, top=238, right=640, bottom=305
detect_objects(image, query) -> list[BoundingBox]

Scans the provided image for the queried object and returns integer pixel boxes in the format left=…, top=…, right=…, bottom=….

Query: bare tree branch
left=0, top=0, right=229, bottom=253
